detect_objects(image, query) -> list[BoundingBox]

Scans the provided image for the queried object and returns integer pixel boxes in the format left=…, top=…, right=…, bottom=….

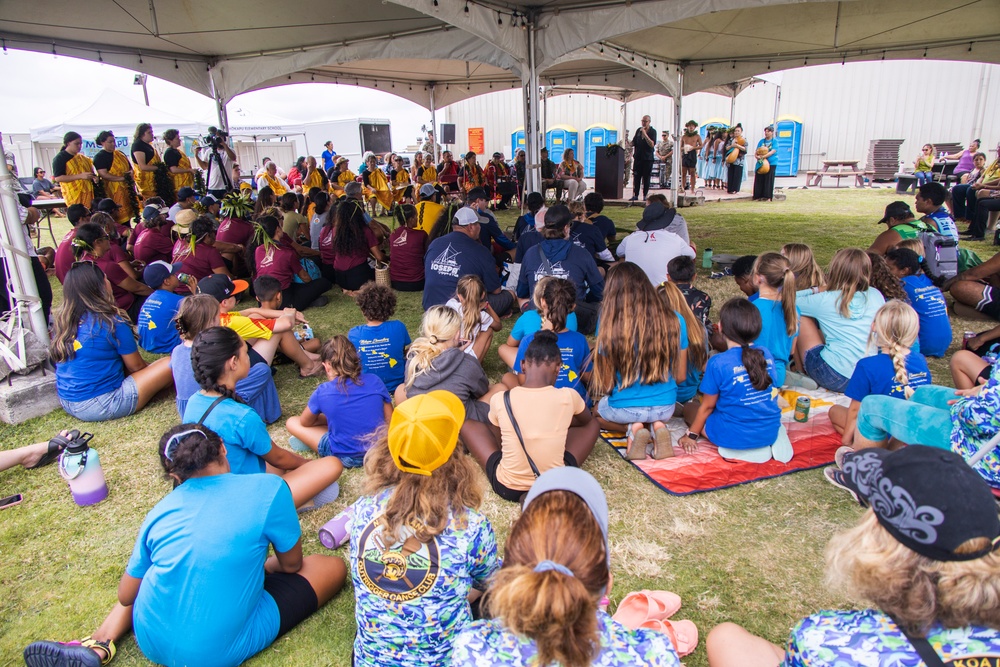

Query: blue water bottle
left=57, top=431, right=109, bottom=507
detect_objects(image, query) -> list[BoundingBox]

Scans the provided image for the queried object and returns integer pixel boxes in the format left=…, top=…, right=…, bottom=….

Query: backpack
left=898, top=221, right=959, bottom=281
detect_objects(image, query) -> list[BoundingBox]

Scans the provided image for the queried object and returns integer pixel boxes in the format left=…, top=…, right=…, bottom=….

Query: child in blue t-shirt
left=347, top=282, right=411, bottom=392
left=884, top=247, right=953, bottom=357
left=498, top=276, right=578, bottom=370
left=829, top=301, right=932, bottom=446
left=137, top=260, right=196, bottom=353
left=287, top=335, right=393, bottom=467
left=749, top=252, right=799, bottom=386
left=504, top=278, right=590, bottom=404
left=681, top=298, right=786, bottom=464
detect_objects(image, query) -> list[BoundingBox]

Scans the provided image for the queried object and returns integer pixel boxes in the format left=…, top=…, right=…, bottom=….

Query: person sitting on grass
left=584, top=191, right=618, bottom=246
left=568, top=201, right=616, bottom=274
left=884, top=247, right=952, bottom=356
left=497, top=276, right=578, bottom=371
left=680, top=299, right=788, bottom=464
left=504, top=278, right=591, bottom=405
left=348, top=391, right=500, bottom=667
left=593, top=262, right=687, bottom=461
left=183, top=326, right=342, bottom=508
left=708, top=446, right=1000, bottom=667
left=512, top=191, right=544, bottom=241
left=464, top=330, right=599, bottom=503
left=447, top=275, right=503, bottom=363
left=387, top=203, right=428, bottom=292
left=658, top=281, right=709, bottom=410
left=394, top=306, right=504, bottom=424
left=51, top=262, right=173, bottom=422
left=170, top=294, right=281, bottom=424
left=198, top=274, right=323, bottom=378
left=667, top=255, right=713, bottom=335
left=23, top=424, right=347, bottom=667
left=781, top=243, right=826, bottom=292
left=828, top=301, right=931, bottom=446
left=248, top=215, right=332, bottom=311
left=731, top=254, right=759, bottom=301
left=73, top=222, right=151, bottom=322
left=865, top=250, right=909, bottom=303
left=452, top=467, right=682, bottom=667
left=136, top=261, right=196, bottom=354
left=748, top=252, right=798, bottom=386
left=614, top=202, right=695, bottom=287
left=347, top=282, right=411, bottom=393
left=794, top=248, right=885, bottom=392
left=331, top=199, right=384, bottom=295
left=285, top=336, right=392, bottom=468
left=172, top=214, right=234, bottom=288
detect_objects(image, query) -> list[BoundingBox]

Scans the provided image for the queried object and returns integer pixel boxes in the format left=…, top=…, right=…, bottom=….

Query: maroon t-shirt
left=176, top=243, right=227, bottom=291
left=87, top=252, right=134, bottom=312
left=333, top=226, right=378, bottom=272
left=216, top=217, right=254, bottom=246
left=55, top=229, right=77, bottom=283
left=318, top=225, right=336, bottom=267
left=255, top=242, right=302, bottom=289
left=133, top=226, right=174, bottom=265
left=105, top=242, right=130, bottom=266
left=388, top=226, right=428, bottom=283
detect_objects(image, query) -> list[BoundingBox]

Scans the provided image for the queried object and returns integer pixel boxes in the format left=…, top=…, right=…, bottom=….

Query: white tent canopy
left=29, top=89, right=208, bottom=143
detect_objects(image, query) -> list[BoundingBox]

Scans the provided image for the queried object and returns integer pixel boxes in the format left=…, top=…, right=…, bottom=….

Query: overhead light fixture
left=464, top=1, right=469, bottom=12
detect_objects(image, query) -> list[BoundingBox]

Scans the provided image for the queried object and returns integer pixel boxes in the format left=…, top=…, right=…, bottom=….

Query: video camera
left=202, top=126, right=228, bottom=150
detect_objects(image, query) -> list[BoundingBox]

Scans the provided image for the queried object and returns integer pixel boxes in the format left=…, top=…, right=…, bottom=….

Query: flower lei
left=193, top=170, right=207, bottom=196
left=123, top=172, right=141, bottom=226
left=154, top=163, right=176, bottom=206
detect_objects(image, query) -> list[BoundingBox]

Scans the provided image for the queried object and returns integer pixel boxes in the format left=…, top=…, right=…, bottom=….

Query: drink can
left=964, top=331, right=977, bottom=349
left=794, top=396, right=811, bottom=423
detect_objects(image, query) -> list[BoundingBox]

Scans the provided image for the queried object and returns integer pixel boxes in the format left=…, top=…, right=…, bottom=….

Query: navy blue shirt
left=514, top=230, right=543, bottom=263
left=569, top=221, right=610, bottom=260
left=476, top=209, right=515, bottom=251
left=901, top=274, right=953, bottom=357
left=423, top=231, right=502, bottom=309
left=589, top=214, right=616, bottom=242
left=516, top=239, right=604, bottom=302
left=512, top=213, right=536, bottom=241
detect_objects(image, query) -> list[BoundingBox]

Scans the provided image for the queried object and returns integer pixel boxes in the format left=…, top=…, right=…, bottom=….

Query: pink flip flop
left=612, top=590, right=682, bottom=628
left=639, top=617, right=700, bottom=657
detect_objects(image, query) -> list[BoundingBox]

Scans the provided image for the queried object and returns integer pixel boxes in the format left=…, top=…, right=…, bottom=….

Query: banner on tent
left=82, top=137, right=130, bottom=158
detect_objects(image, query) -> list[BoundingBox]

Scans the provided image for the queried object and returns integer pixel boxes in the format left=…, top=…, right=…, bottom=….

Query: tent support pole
left=0, top=134, right=48, bottom=344
left=525, top=20, right=541, bottom=193
left=729, top=93, right=736, bottom=126
left=672, top=67, right=684, bottom=208
left=209, top=68, right=229, bottom=132
left=772, top=83, right=782, bottom=126
left=429, top=85, right=438, bottom=164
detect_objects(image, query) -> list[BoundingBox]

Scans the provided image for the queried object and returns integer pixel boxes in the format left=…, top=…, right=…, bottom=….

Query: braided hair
left=190, top=326, right=244, bottom=403
left=719, top=298, right=771, bottom=391
left=870, top=301, right=920, bottom=399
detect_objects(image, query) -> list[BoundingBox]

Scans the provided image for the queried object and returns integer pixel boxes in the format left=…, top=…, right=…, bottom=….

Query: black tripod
left=203, top=141, right=234, bottom=194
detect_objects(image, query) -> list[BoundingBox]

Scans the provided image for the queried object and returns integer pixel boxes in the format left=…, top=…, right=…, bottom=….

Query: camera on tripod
left=202, top=126, right=228, bottom=150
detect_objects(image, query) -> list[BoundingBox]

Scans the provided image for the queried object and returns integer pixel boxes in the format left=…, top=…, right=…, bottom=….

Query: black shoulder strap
left=196, top=396, right=227, bottom=426
left=503, top=391, right=540, bottom=478
left=888, top=615, right=947, bottom=667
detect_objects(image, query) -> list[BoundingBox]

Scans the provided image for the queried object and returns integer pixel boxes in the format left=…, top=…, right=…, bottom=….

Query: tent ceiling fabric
left=2, top=0, right=998, bottom=108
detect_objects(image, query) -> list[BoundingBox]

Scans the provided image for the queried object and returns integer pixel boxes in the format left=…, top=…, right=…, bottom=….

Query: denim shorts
left=597, top=397, right=676, bottom=425
left=318, top=434, right=366, bottom=468
left=60, top=376, right=139, bottom=422
left=803, top=346, right=849, bottom=393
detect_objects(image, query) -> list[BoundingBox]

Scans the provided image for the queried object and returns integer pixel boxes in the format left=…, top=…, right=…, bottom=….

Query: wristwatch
left=686, top=431, right=699, bottom=441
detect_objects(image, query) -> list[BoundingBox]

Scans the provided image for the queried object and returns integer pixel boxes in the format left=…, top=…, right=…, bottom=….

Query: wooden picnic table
left=806, top=160, right=870, bottom=188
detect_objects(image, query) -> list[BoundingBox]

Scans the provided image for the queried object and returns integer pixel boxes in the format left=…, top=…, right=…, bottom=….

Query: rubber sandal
left=823, top=467, right=868, bottom=507
left=80, top=637, right=115, bottom=665
left=626, top=424, right=651, bottom=461
left=652, top=424, right=675, bottom=460
left=24, top=637, right=114, bottom=667
left=25, top=439, right=65, bottom=470
left=834, top=445, right=854, bottom=469
left=639, top=618, right=699, bottom=657
left=612, top=590, right=681, bottom=628
left=288, top=436, right=313, bottom=453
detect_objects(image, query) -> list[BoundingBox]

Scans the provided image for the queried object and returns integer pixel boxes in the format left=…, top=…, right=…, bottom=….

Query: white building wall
left=442, top=61, right=1000, bottom=174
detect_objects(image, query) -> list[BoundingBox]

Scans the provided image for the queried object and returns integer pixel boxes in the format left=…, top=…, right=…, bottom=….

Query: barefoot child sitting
left=286, top=336, right=393, bottom=468
left=680, top=298, right=788, bottom=464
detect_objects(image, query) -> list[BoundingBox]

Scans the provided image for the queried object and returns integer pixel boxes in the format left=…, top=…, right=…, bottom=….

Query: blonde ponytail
left=404, top=306, right=461, bottom=389
left=871, top=301, right=920, bottom=400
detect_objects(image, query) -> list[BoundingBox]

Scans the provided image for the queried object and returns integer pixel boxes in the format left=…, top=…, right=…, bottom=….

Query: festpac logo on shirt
left=357, top=515, right=440, bottom=602
left=430, top=244, right=461, bottom=278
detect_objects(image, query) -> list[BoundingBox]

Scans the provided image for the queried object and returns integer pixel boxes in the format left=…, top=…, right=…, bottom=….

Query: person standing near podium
left=630, top=116, right=656, bottom=201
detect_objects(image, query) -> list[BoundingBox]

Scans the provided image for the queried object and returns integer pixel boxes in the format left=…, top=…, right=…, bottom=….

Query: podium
left=595, top=147, right=625, bottom=200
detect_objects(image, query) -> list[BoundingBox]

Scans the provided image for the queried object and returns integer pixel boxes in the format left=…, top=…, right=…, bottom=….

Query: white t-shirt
left=198, top=147, right=235, bottom=191
left=446, top=297, right=493, bottom=356
left=615, top=229, right=695, bottom=285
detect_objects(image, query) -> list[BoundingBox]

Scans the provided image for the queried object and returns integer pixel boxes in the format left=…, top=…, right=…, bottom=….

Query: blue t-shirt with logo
left=569, top=221, right=610, bottom=259
left=517, top=239, right=605, bottom=303
left=350, top=488, right=499, bottom=667
left=701, top=345, right=781, bottom=450
left=137, top=289, right=185, bottom=353
left=844, top=351, right=932, bottom=402
left=55, top=314, right=137, bottom=402
left=901, top=273, right=952, bottom=357
left=127, top=473, right=300, bottom=667
left=753, top=297, right=798, bottom=386
left=306, top=374, right=391, bottom=459
left=513, top=329, right=592, bottom=403
left=182, top=393, right=272, bottom=475
left=423, top=232, right=501, bottom=310
left=348, top=321, right=411, bottom=392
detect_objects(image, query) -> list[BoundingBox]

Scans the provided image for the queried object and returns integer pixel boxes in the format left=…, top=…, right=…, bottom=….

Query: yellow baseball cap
left=388, top=391, right=465, bottom=476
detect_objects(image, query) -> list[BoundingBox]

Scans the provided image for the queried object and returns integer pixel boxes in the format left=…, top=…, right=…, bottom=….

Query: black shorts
left=334, top=262, right=375, bottom=291
left=263, top=571, right=318, bottom=638
left=975, top=285, right=1000, bottom=320
left=979, top=364, right=994, bottom=383
left=485, top=450, right=579, bottom=503
left=682, top=151, right=698, bottom=168
left=391, top=279, right=424, bottom=292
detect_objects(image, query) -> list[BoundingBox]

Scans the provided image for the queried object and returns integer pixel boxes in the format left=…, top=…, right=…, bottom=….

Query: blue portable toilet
left=511, top=127, right=525, bottom=157
left=546, top=125, right=578, bottom=162
left=583, top=124, right=618, bottom=178
left=773, top=116, right=804, bottom=177
left=699, top=118, right=730, bottom=142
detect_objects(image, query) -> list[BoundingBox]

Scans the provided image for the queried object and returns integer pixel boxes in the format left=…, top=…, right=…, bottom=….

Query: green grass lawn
left=1, top=187, right=993, bottom=666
